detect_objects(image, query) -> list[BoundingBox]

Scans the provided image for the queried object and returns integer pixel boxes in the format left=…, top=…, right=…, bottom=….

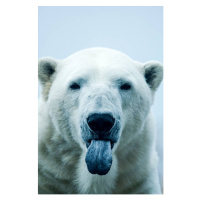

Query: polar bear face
left=38, top=48, right=163, bottom=176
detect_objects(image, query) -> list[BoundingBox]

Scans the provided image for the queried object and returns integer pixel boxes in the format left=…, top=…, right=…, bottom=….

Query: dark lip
left=86, top=139, right=115, bottom=149
left=85, top=121, right=118, bottom=149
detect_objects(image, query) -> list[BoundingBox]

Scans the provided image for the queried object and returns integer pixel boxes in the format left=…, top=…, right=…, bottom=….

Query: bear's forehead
left=58, top=48, right=143, bottom=74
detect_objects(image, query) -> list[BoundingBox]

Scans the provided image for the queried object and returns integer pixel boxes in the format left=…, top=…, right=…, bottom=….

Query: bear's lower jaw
left=85, top=140, right=112, bottom=175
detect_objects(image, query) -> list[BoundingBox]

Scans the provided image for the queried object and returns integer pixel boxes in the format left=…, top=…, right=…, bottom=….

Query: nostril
left=87, top=113, right=115, bottom=133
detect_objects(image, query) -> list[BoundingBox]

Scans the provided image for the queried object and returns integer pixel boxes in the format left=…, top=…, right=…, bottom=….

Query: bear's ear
left=38, top=57, right=57, bottom=85
left=143, top=61, right=163, bottom=91
left=38, top=57, right=58, bottom=100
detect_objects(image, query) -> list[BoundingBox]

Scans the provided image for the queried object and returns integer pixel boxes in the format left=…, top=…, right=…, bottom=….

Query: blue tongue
left=85, top=140, right=112, bottom=175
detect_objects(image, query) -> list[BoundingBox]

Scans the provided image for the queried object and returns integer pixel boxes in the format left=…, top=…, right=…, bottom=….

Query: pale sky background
left=38, top=6, right=163, bottom=187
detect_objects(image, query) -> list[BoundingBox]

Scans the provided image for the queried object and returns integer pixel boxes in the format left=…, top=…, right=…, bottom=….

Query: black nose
left=87, top=113, right=115, bottom=134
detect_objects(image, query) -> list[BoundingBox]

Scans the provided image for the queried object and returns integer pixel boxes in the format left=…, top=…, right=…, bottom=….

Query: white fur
left=38, top=47, right=163, bottom=194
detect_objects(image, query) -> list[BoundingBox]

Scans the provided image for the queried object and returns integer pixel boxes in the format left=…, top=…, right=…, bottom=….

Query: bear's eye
left=120, top=83, right=131, bottom=90
left=70, top=83, right=81, bottom=90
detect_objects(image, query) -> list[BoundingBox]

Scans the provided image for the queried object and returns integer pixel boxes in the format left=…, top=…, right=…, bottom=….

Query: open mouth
left=82, top=113, right=120, bottom=176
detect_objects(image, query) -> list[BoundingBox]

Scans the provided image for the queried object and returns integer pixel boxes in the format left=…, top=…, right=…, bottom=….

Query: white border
left=1, top=0, right=200, bottom=199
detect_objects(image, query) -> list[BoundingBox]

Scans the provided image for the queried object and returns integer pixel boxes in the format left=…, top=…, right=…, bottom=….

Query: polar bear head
left=38, top=48, right=163, bottom=176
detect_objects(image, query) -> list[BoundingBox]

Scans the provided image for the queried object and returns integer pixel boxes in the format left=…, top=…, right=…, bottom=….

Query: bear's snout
left=87, top=113, right=115, bottom=134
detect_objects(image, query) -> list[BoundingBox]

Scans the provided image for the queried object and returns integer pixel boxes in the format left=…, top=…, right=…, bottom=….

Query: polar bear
left=38, top=47, right=163, bottom=194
